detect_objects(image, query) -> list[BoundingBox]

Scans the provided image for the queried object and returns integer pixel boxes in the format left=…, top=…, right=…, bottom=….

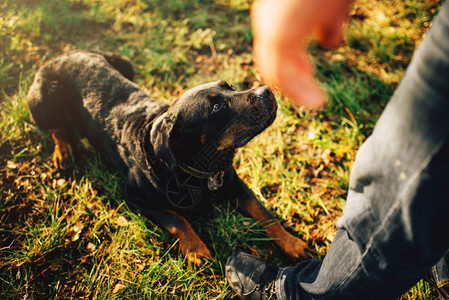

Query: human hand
left=251, top=0, right=354, bottom=108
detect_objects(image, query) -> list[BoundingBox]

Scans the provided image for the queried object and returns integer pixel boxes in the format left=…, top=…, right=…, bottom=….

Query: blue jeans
left=277, top=2, right=449, bottom=299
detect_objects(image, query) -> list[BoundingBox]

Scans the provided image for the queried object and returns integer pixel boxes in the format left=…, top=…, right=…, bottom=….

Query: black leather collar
left=178, top=162, right=225, bottom=191
left=139, top=112, right=231, bottom=210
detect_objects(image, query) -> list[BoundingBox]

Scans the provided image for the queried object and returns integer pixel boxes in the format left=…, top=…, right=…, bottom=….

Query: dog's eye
left=212, top=103, right=221, bottom=112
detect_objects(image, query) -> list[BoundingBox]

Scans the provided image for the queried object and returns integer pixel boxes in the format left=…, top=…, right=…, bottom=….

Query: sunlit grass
left=0, top=0, right=443, bottom=298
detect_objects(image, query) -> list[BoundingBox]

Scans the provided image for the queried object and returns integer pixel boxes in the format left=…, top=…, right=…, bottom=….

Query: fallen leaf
left=48, top=262, right=61, bottom=272
left=331, top=54, right=345, bottom=62
left=133, top=258, right=146, bottom=271
left=7, top=161, right=17, bottom=169
left=114, top=215, right=129, bottom=227
left=112, top=283, right=126, bottom=294
left=66, top=223, right=84, bottom=242
left=321, top=149, right=332, bottom=166
left=307, top=131, right=316, bottom=140
left=86, top=242, right=96, bottom=252
left=79, top=254, right=92, bottom=264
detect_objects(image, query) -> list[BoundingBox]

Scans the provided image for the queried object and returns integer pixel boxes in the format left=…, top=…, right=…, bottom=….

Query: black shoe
left=226, top=252, right=280, bottom=300
left=427, top=271, right=449, bottom=299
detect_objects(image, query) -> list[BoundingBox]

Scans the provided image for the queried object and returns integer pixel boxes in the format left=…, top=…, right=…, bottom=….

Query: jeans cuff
left=276, top=267, right=288, bottom=300
left=432, top=255, right=449, bottom=298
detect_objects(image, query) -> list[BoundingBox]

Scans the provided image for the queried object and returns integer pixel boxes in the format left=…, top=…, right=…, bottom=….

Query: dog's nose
left=254, top=86, right=273, bottom=99
left=247, top=86, right=274, bottom=105
left=248, top=86, right=276, bottom=112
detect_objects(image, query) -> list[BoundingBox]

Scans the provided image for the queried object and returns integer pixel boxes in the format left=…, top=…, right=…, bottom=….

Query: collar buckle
left=207, top=171, right=225, bottom=191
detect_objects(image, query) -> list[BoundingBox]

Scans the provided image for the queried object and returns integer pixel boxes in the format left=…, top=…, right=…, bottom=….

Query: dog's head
left=150, top=80, right=277, bottom=172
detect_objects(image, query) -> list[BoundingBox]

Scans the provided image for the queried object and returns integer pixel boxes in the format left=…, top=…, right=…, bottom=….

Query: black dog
left=27, top=50, right=307, bottom=265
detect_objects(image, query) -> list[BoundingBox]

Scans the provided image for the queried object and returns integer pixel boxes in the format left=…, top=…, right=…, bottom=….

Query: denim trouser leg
left=278, top=2, right=449, bottom=299
left=433, top=254, right=449, bottom=297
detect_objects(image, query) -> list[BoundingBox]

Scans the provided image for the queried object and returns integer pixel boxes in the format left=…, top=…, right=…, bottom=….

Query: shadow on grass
left=0, top=0, right=443, bottom=298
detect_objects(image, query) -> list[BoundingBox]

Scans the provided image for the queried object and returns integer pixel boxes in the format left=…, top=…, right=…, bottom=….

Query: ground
left=0, top=0, right=444, bottom=298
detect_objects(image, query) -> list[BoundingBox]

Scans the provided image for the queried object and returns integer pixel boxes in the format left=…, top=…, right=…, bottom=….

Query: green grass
left=0, top=0, right=443, bottom=298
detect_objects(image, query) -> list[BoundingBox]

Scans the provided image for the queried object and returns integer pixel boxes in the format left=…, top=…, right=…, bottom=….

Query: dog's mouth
left=232, top=95, right=277, bottom=149
left=265, top=101, right=278, bottom=126
left=233, top=112, right=276, bottom=149
left=234, top=132, right=254, bottom=148
left=265, top=95, right=278, bottom=115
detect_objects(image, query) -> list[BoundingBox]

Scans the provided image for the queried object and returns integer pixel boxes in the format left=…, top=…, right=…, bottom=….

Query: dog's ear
left=149, top=112, right=178, bottom=170
left=169, top=122, right=203, bottom=162
left=150, top=112, right=203, bottom=169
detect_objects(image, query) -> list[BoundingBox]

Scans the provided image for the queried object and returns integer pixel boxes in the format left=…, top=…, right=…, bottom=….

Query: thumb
left=315, top=19, right=345, bottom=48
left=315, top=0, right=354, bottom=48
left=278, top=57, right=326, bottom=108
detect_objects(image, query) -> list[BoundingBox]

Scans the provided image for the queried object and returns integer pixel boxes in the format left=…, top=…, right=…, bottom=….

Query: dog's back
left=27, top=50, right=139, bottom=130
left=89, top=50, right=135, bottom=81
left=27, top=50, right=167, bottom=174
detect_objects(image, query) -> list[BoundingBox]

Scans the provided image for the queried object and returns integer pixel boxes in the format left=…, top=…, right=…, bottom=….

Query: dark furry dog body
left=27, top=50, right=307, bottom=264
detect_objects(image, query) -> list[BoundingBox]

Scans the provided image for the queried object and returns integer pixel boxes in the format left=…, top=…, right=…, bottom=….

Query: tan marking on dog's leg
left=132, top=206, right=212, bottom=266
left=51, top=129, right=74, bottom=170
left=240, top=198, right=308, bottom=261
left=162, top=209, right=212, bottom=266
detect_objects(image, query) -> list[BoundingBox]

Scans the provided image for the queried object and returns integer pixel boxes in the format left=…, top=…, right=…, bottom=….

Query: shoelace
left=255, top=265, right=279, bottom=300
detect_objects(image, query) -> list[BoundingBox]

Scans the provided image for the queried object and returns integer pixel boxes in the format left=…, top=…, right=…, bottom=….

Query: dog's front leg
left=232, top=175, right=308, bottom=262
left=125, top=185, right=212, bottom=265
left=136, top=206, right=211, bottom=266
left=50, top=128, right=77, bottom=170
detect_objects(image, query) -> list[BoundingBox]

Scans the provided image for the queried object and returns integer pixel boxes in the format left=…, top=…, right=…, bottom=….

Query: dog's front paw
left=282, top=236, right=308, bottom=262
left=52, top=144, right=72, bottom=171
left=180, top=239, right=212, bottom=267
left=185, top=251, right=211, bottom=267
